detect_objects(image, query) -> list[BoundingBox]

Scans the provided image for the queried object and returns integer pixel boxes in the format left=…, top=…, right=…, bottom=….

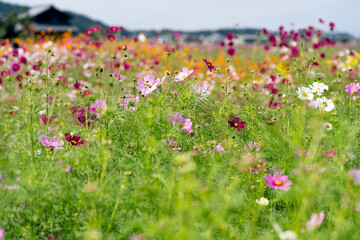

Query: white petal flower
left=296, top=87, right=314, bottom=100
left=315, top=97, right=335, bottom=112
left=309, top=82, right=328, bottom=96
left=273, top=223, right=297, bottom=240
left=256, top=197, right=269, bottom=206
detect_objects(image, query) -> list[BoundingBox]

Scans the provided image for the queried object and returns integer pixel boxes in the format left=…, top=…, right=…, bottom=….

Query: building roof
left=18, top=5, right=71, bottom=20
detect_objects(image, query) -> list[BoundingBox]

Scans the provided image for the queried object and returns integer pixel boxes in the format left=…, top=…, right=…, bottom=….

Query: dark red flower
left=329, top=22, right=335, bottom=31
left=227, top=48, right=236, bottom=56
left=202, top=58, right=216, bottom=72
left=228, top=117, right=245, bottom=131
left=226, top=33, right=234, bottom=40
left=65, top=132, right=86, bottom=146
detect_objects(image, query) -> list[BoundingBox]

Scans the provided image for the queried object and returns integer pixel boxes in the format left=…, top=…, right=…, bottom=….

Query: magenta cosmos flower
left=107, top=34, right=116, bottom=41
left=39, top=135, right=64, bottom=149
left=174, top=67, right=193, bottom=82
left=345, top=83, right=360, bottom=95
left=228, top=117, right=245, bottom=131
left=168, top=112, right=193, bottom=134
left=264, top=173, right=292, bottom=191
left=136, top=74, right=160, bottom=96
left=40, top=114, right=55, bottom=125
left=202, top=58, right=216, bottom=72
left=306, top=212, right=325, bottom=231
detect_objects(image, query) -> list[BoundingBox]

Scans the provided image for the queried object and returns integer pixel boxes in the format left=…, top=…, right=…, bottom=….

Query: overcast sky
left=4, top=0, right=360, bottom=36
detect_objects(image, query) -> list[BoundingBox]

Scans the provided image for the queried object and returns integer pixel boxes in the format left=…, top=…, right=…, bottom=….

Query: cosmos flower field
left=0, top=22, right=360, bottom=239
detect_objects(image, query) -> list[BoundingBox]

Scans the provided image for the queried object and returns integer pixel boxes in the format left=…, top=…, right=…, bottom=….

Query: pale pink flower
left=345, top=82, right=360, bottom=95
left=120, top=94, right=140, bottom=111
left=136, top=74, right=160, bottom=96
left=39, top=135, right=64, bottom=149
left=306, top=212, right=324, bottom=231
left=174, top=68, right=193, bottom=82
left=214, top=143, right=225, bottom=152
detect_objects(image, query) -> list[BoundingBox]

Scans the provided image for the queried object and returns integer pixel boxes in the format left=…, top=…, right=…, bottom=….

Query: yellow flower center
left=352, top=88, right=356, bottom=92
left=302, top=92, right=307, bottom=96
left=234, top=123, right=238, bottom=127
left=71, top=140, right=77, bottom=144
left=275, top=180, right=282, bottom=185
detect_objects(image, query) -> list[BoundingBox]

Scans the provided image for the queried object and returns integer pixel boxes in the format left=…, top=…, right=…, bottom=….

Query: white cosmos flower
left=273, top=223, right=297, bottom=240
left=296, top=87, right=314, bottom=100
left=315, top=97, right=335, bottom=112
left=256, top=197, right=269, bottom=206
left=309, top=82, right=328, bottom=95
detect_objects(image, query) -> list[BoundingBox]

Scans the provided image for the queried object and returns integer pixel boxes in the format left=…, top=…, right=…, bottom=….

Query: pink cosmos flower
left=39, top=135, right=64, bottom=149
left=173, top=32, right=182, bottom=39
left=244, top=141, right=260, bottom=151
left=345, top=83, right=360, bottom=95
left=66, top=166, right=72, bottom=173
left=91, top=99, right=107, bottom=115
left=264, top=173, right=292, bottom=191
left=355, top=203, right=360, bottom=212
left=348, top=169, right=360, bottom=185
left=165, top=138, right=181, bottom=151
left=174, top=67, right=193, bottom=82
left=322, top=149, right=337, bottom=158
left=306, top=212, right=325, bottom=231
left=168, top=112, right=193, bottom=134
left=120, top=94, right=140, bottom=111
left=136, top=74, right=160, bottom=96
left=214, top=143, right=225, bottom=152
left=293, top=150, right=309, bottom=157
left=0, top=228, right=4, bottom=240
left=114, top=71, right=125, bottom=80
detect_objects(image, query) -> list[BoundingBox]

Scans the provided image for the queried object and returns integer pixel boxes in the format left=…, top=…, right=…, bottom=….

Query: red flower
left=65, top=132, right=86, bottom=146
left=228, top=117, right=245, bottom=131
left=329, top=22, right=335, bottom=31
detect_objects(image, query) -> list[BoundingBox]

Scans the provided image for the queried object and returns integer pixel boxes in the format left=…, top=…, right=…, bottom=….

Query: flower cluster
left=297, top=82, right=334, bottom=112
